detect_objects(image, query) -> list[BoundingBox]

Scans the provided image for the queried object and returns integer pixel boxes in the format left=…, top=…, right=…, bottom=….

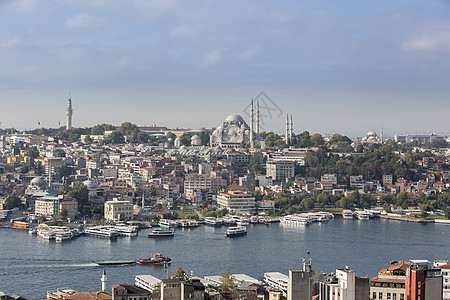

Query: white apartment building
left=184, top=175, right=211, bottom=193
left=104, top=199, right=133, bottom=221
left=264, top=272, right=289, bottom=293
left=320, top=267, right=356, bottom=300
left=266, top=161, right=295, bottom=182
left=216, top=191, right=255, bottom=214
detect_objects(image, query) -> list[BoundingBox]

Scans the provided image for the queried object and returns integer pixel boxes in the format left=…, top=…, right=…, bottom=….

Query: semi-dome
left=30, top=176, right=45, bottom=186
left=191, top=134, right=201, bottom=140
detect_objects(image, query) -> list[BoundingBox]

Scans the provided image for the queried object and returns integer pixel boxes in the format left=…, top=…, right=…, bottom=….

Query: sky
left=1, top=0, right=450, bottom=137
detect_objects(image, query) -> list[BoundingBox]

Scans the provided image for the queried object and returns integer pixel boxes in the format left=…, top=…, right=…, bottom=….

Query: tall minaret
left=255, top=101, right=260, bottom=135
left=249, top=99, right=254, bottom=148
left=285, top=113, right=289, bottom=146
left=380, top=126, right=384, bottom=144
left=101, top=268, right=107, bottom=292
left=66, top=97, right=73, bottom=130
left=289, top=114, right=293, bottom=145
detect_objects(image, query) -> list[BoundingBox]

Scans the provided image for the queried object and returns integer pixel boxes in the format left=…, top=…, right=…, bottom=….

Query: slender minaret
left=289, top=114, right=293, bottom=145
left=285, top=114, right=290, bottom=145
left=66, top=97, right=73, bottom=130
left=101, top=268, right=107, bottom=292
left=249, top=99, right=254, bottom=148
left=255, top=101, right=260, bottom=135
left=380, top=126, right=384, bottom=144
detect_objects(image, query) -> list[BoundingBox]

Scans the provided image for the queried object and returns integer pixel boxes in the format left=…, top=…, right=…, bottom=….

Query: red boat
left=138, top=253, right=171, bottom=265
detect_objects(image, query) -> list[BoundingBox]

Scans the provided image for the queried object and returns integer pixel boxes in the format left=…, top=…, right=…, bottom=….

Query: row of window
left=373, top=292, right=404, bottom=300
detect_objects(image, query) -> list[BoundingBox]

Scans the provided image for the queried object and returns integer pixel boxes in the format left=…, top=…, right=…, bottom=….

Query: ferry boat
left=354, top=210, right=370, bottom=220
left=342, top=210, right=354, bottom=220
left=226, top=226, right=247, bottom=237
left=113, top=224, right=138, bottom=237
left=281, top=214, right=312, bottom=226
left=84, top=226, right=119, bottom=239
left=204, top=217, right=222, bottom=227
left=178, top=220, right=199, bottom=228
left=159, top=219, right=173, bottom=229
left=222, top=217, right=237, bottom=226
left=236, top=218, right=250, bottom=226
left=148, top=228, right=174, bottom=238
left=138, top=253, right=172, bottom=264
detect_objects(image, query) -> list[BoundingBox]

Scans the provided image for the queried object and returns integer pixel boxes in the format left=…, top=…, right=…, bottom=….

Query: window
left=393, top=293, right=397, bottom=300
left=373, top=292, right=377, bottom=299
left=400, top=294, right=404, bottom=300
left=387, top=293, right=391, bottom=300
left=379, top=292, right=383, bottom=299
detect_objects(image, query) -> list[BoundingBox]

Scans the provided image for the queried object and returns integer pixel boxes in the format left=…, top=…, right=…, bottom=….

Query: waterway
left=0, top=218, right=449, bottom=299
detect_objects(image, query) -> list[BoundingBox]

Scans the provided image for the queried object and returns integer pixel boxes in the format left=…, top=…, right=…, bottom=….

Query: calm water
left=0, top=218, right=449, bottom=299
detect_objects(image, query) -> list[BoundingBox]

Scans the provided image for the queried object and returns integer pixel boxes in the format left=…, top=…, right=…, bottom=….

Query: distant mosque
left=210, top=100, right=261, bottom=148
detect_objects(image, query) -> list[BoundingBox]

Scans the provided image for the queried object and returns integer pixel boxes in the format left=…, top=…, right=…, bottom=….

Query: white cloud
left=0, top=37, right=20, bottom=50
left=66, top=13, right=102, bottom=30
left=402, top=27, right=450, bottom=52
left=203, top=50, right=224, bottom=66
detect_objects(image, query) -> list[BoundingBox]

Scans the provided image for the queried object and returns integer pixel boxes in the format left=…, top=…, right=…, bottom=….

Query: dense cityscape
left=0, top=98, right=449, bottom=300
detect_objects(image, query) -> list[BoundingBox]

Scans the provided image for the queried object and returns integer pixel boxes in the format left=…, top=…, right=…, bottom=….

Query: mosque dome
left=225, top=114, right=245, bottom=124
left=30, top=176, right=46, bottom=188
left=83, top=180, right=100, bottom=189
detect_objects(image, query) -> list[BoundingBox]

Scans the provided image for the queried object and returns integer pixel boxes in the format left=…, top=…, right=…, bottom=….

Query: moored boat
left=84, top=226, right=119, bottom=239
left=148, top=228, right=174, bottom=238
left=342, top=210, right=354, bottom=220
left=138, top=253, right=171, bottom=264
left=204, top=217, right=222, bottom=227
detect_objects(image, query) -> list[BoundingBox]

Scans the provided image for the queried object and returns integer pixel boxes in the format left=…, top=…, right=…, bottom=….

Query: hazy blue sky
left=1, top=0, right=449, bottom=137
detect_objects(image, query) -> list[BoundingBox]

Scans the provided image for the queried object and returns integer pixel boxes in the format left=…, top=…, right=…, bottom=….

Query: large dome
left=224, top=114, right=245, bottom=123
left=83, top=180, right=100, bottom=189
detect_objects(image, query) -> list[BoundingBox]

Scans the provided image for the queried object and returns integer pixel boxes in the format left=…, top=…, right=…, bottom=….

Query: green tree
left=57, top=165, right=73, bottom=179
left=310, top=134, right=325, bottom=146
left=383, top=203, right=391, bottom=213
left=219, top=271, right=236, bottom=291
left=69, top=183, right=89, bottom=212
left=105, top=131, right=124, bottom=144
left=58, top=207, right=68, bottom=220
left=173, top=267, right=187, bottom=279
left=314, top=270, right=324, bottom=283
left=301, top=196, right=315, bottom=211
left=84, top=135, right=93, bottom=144
left=25, top=147, right=40, bottom=159
left=3, top=195, right=21, bottom=209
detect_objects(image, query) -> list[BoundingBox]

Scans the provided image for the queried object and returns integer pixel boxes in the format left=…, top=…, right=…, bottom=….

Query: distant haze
left=1, top=0, right=450, bottom=137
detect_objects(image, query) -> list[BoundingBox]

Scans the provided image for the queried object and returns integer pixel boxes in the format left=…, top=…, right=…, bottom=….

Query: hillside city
left=0, top=99, right=449, bottom=300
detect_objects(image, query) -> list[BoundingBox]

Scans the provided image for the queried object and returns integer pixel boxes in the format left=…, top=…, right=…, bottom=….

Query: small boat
left=204, top=217, right=222, bottom=227
left=138, top=253, right=171, bottom=265
left=148, top=228, right=174, bottom=238
left=342, top=210, right=354, bottom=220
left=95, top=260, right=136, bottom=266
left=226, top=226, right=247, bottom=237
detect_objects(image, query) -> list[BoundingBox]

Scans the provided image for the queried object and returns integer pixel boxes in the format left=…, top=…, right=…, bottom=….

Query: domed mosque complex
left=210, top=100, right=261, bottom=148
left=210, top=113, right=253, bottom=148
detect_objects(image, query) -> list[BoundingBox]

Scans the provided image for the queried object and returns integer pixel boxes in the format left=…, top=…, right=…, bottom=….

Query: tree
left=3, top=195, right=21, bottom=209
left=84, top=135, right=93, bottom=144
left=105, top=130, right=124, bottom=144
left=57, top=165, right=73, bottom=179
left=69, top=183, right=89, bottom=211
left=302, top=196, right=315, bottom=211
left=58, top=207, right=68, bottom=220
left=25, top=148, right=40, bottom=159
left=310, top=134, right=325, bottom=146
left=173, top=267, right=187, bottom=279
left=383, top=203, right=391, bottom=213
left=314, top=270, right=324, bottom=283
left=219, top=271, right=235, bottom=291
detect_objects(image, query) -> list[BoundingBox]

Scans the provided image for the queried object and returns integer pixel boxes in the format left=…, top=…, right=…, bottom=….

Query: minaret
left=285, top=114, right=289, bottom=146
left=249, top=99, right=254, bottom=148
left=101, top=268, right=107, bottom=292
left=255, top=101, right=260, bottom=135
left=289, top=114, right=293, bottom=146
left=380, top=126, right=384, bottom=144
left=66, top=97, right=73, bottom=130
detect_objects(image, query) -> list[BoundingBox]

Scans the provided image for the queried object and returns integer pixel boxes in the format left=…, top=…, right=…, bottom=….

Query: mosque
left=210, top=100, right=260, bottom=148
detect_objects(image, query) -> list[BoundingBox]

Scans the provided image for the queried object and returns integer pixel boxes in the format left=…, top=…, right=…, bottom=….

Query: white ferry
left=226, top=226, right=247, bottom=237
left=281, top=214, right=312, bottom=226
left=84, top=226, right=119, bottom=239
left=204, top=217, right=223, bottom=227
left=354, top=210, right=370, bottom=220
left=342, top=210, right=354, bottom=220
left=236, top=218, right=250, bottom=226
left=113, top=224, right=138, bottom=237
left=148, top=228, right=174, bottom=238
